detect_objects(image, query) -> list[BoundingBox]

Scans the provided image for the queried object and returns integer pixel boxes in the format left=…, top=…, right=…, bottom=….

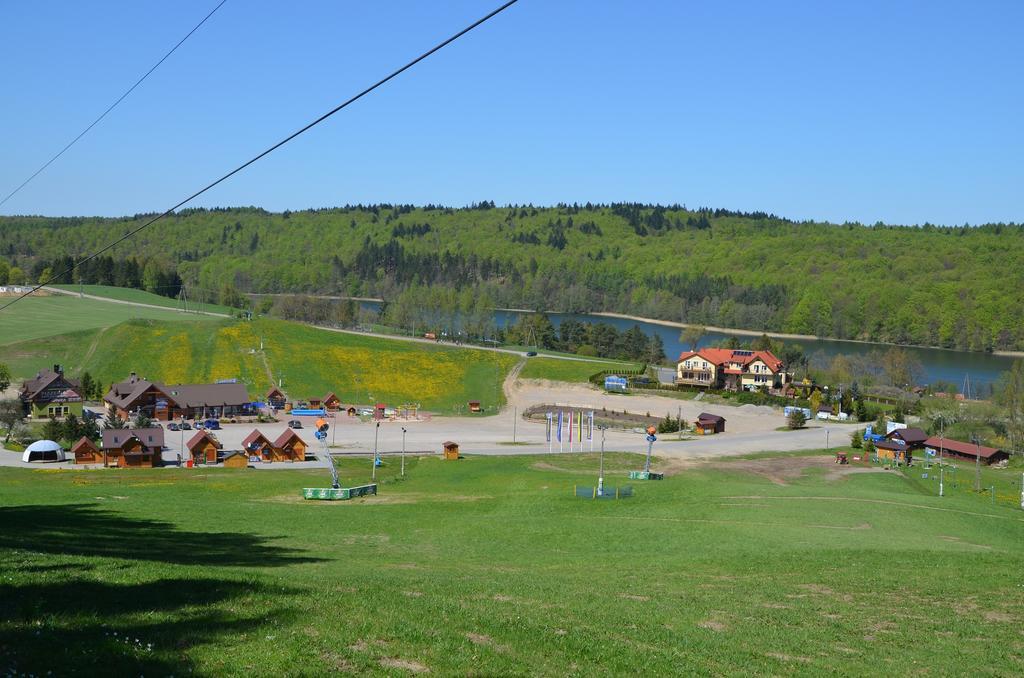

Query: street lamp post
left=401, top=427, right=407, bottom=477
left=180, top=415, right=185, bottom=467
left=372, top=422, right=380, bottom=481
left=972, top=434, right=982, bottom=493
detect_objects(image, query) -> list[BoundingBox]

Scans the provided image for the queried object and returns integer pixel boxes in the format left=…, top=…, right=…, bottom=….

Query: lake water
left=491, top=310, right=1016, bottom=394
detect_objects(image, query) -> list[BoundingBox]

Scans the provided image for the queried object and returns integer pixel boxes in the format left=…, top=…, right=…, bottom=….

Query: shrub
left=575, top=344, right=598, bottom=357
left=850, top=430, right=863, bottom=449
left=787, top=410, right=807, bottom=430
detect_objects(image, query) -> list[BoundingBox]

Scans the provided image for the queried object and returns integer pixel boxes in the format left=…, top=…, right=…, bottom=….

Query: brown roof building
left=20, top=365, right=84, bottom=419
left=101, top=427, right=165, bottom=468
left=924, top=437, right=1008, bottom=465
left=105, top=373, right=251, bottom=421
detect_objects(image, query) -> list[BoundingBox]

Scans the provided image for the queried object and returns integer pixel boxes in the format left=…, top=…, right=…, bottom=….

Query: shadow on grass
left=0, top=505, right=317, bottom=674
left=0, top=503, right=323, bottom=566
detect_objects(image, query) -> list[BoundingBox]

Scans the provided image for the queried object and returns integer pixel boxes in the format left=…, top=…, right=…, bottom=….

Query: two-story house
left=19, top=365, right=84, bottom=419
left=676, top=348, right=789, bottom=392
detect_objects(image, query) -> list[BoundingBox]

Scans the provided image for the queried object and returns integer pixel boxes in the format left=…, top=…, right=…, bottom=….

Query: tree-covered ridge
left=1, top=203, right=1021, bottom=351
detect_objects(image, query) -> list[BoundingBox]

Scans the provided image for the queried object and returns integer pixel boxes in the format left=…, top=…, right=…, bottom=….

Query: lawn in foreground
left=1, top=452, right=1022, bottom=676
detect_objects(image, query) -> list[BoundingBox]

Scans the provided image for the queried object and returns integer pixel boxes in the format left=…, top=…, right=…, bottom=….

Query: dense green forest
left=1, top=204, right=1021, bottom=351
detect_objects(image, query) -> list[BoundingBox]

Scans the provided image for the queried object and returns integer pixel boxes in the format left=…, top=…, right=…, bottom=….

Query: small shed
left=187, top=430, right=222, bottom=465
left=696, top=412, right=726, bottom=435
left=222, top=451, right=249, bottom=468
left=242, top=429, right=275, bottom=462
left=71, top=437, right=103, bottom=465
left=442, top=441, right=460, bottom=460
left=468, top=401, right=481, bottom=413
left=373, top=403, right=387, bottom=421
left=265, top=387, right=287, bottom=410
left=322, top=392, right=341, bottom=411
left=346, top=406, right=357, bottom=417
left=272, top=429, right=308, bottom=462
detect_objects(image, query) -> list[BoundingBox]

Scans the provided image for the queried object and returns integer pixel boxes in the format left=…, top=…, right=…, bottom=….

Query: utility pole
left=401, top=427, right=407, bottom=477
left=372, top=422, right=380, bottom=481
left=938, top=419, right=944, bottom=497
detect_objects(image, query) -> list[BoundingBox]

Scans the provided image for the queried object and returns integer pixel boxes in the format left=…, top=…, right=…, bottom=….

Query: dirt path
left=80, top=325, right=108, bottom=366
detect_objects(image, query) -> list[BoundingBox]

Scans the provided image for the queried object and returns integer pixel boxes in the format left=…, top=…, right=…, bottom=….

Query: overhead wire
left=0, top=0, right=520, bottom=314
left=0, top=0, right=230, bottom=209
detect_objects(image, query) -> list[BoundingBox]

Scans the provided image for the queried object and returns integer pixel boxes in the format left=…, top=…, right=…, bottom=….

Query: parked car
left=204, top=419, right=221, bottom=430
left=525, top=351, right=538, bottom=357
left=288, top=420, right=303, bottom=429
left=180, top=421, right=192, bottom=430
left=167, top=423, right=180, bottom=431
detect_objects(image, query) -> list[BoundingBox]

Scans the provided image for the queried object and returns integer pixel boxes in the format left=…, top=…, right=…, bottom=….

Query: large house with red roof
left=675, top=348, right=790, bottom=391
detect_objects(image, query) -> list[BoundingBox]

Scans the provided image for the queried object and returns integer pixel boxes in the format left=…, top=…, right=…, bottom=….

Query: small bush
left=787, top=410, right=807, bottom=430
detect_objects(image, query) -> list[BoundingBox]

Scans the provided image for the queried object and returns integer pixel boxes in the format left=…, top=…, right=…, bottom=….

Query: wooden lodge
left=923, top=437, right=1008, bottom=465
left=695, top=413, right=726, bottom=435
left=187, top=430, right=222, bottom=465
left=242, top=429, right=276, bottom=461
left=105, top=372, right=251, bottom=422
left=71, top=437, right=103, bottom=465
left=874, top=427, right=929, bottom=464
left=322, top=392, right=341, bottom=411
left=101, top=427, right=164, bottom=468
left=20, top=364, right=84, bottom=420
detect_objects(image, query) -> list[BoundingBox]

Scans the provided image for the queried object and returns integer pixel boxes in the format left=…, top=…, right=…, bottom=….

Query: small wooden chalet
left=322, top=392, right=341, bottom=411
left=266, top=387, right=287, bottom=410
left=443, top=441, right=460, bottom=460
left=874, top=427, right=928, bottom=464
left=187, top=430, right=222, bottom=464
left=696, top=413, right=726, bottom=435
left=271, top=429, right=308, bottom=462
left=101, top=427, right=164, bottom=468
left=923, top=437, right=1008, bottom=465
left=71, top=437, right=103, bottom=465
left=20, top=365, right=84, bottom=419
left=242, top=429, right=276, bottom=461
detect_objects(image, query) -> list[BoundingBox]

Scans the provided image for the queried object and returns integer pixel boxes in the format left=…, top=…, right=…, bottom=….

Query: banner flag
left=546, top=412, right=552, bottom=442
left=578, top=410, right=584, bottom=441
left=557, top=411, right=563, bottom=442
left=587, top=411, right=594, bottom=440
left=568, top=411, right=574, bottom=444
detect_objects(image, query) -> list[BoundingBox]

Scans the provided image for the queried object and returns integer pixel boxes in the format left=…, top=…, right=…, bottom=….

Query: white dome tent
left=23, top=440, right=66, bottom=463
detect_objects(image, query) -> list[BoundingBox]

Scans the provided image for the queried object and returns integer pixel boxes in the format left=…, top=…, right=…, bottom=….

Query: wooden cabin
left=468, top=401, right=482, bottom=413
left=923, top=437, right=1008, bottom=465
left=373, top=403, right=387, bottom=421
left=346, top=406, right=357, bottom=417
left=443, top=441, right=460, bottom=460
left=187, top=430, right=221, bottom=465
left=71, top=437, right=103, bottom=465
left=322, top=392, right=341, bottom=412
left=695, top=413, right=726, bottom=435
left=101, top=428, right=164, bottom=468
left=222, top=451, right=249, bottom=468
left=271, top=429, right=308, bottom=462
left=242, top=429, right=276, bottom=462
left=266, top=387, right=287, bottom=410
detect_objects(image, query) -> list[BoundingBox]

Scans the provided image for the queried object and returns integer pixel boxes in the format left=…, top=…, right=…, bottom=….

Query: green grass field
left=0, top=294, right=218, bottom=346
left=50, top=284, right=237, bottom=315
left=519, top=356, right=640, bottom=383
left=0, top=317, right=518, bottom=413
left=1, top=452, right=1021, bottom=675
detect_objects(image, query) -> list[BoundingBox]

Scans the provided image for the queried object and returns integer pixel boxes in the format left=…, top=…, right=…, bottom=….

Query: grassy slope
left=1, top=453, right=1022, bottom=675
left=0, top=317, right=517, bottom=412
left=50, top=284, right=236, bottom=315
left=0, top=294, right=217, bottom=346
left=519, top=357, right=640, bottom=382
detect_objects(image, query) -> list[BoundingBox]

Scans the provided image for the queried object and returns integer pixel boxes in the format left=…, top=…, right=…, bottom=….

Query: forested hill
left=1, top=204, right=1021, bottom=351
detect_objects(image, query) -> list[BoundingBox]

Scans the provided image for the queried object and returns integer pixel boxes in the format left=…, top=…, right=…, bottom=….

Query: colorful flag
left=568, top=411, right=574, bottom=444
left=556, top=411, right=563, bottom=442
left=546, top=412, right=552, bottom=442
left=587, top=411, right=594, bottom=440
left=578, top=410, right=584, bottom=441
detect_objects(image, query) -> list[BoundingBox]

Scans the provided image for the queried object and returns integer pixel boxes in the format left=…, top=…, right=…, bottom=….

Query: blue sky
left=1, top=0, right=1021, bottom=224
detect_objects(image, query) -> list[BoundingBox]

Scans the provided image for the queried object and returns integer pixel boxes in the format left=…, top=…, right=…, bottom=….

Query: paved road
left=42, top=286, right=230, bottom=317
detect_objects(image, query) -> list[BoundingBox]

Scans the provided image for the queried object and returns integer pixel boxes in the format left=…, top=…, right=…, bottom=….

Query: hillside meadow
left=0, top=317, right=518, bottom=413
left=1, top=452, right=1021, bottom=675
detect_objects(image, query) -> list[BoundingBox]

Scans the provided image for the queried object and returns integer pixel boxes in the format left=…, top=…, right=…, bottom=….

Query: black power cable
left=0, top=0, right=230, bottom=209
left=0, top=0, right=520, bottom=314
